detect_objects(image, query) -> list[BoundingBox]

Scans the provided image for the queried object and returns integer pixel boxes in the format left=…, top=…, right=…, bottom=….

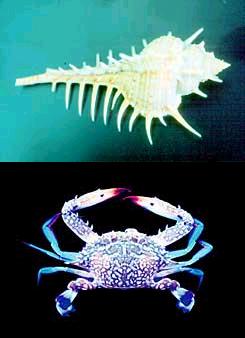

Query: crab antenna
left=185, top=28, right=204, bottom=45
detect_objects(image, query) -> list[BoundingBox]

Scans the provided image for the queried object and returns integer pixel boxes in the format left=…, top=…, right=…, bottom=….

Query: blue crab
left=26, top=188, right=213, bottom=316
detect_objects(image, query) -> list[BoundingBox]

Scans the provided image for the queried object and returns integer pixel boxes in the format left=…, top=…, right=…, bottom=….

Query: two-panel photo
left=1, top=0, right=243, bottom=335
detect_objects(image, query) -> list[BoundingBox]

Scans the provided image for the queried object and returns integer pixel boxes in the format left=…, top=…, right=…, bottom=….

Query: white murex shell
left=16, top=28, right=230, bottom=145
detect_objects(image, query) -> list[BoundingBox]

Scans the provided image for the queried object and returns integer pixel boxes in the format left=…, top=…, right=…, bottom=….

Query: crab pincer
left=75, top=187, right=131, bottom=208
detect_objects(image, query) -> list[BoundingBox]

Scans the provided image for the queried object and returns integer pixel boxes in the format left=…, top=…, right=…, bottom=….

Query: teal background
left=0, top=0, right=244, bottom=161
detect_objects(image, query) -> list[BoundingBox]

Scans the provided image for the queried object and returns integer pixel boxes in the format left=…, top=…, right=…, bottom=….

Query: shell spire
left=15, top=28, right=230, bottom=144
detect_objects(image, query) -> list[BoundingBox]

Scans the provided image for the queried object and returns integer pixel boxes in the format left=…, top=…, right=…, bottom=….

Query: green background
left=0, top=0, right=244, bottom=161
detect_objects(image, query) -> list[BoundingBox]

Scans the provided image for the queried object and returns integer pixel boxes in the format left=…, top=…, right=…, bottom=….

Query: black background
left=9, top=163, right=241, bottom=335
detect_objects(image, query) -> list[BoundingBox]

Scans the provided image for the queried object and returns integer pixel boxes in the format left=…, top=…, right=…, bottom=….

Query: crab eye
left=150, top=202, right=154, bottom=206
left=100, top=194, right=104, bottom=198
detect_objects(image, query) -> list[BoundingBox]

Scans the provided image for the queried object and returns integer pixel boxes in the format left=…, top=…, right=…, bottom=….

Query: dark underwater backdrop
left=0, top=0, right=244, bottom=161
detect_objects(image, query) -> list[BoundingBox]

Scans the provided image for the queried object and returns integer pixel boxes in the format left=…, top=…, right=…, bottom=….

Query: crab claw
left=125, top=195, right=180, bottom=221
left=76, top=188, right=131, bottom=209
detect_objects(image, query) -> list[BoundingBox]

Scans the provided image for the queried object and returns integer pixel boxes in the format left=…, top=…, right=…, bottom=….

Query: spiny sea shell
left=16, top=28, right=230, bottom=145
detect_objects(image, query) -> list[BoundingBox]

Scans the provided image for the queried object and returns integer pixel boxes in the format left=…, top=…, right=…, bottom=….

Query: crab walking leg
left=152, top=278, right=195, bottom=313
left=26, top=213, right=78, bottom=261
left=25, top=213, right=79, bottom=261
left=155, top=242, right=212, bottom=287
left=167, top=219, right=204, bottom=259
left=37, top=267, right=94, bottom=284
left=24, top=242, right=79, bottom=262
left=126, top=196, right=195, bottom=246
left=62, top=188, right=130, bottom=243
left=154, top=267, right=204, bottom=288
left=175, top=240, right=213, bottom=266
left=155, top=242, right=212, bottom=283
left=56, top=278, right=96, bottom=316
